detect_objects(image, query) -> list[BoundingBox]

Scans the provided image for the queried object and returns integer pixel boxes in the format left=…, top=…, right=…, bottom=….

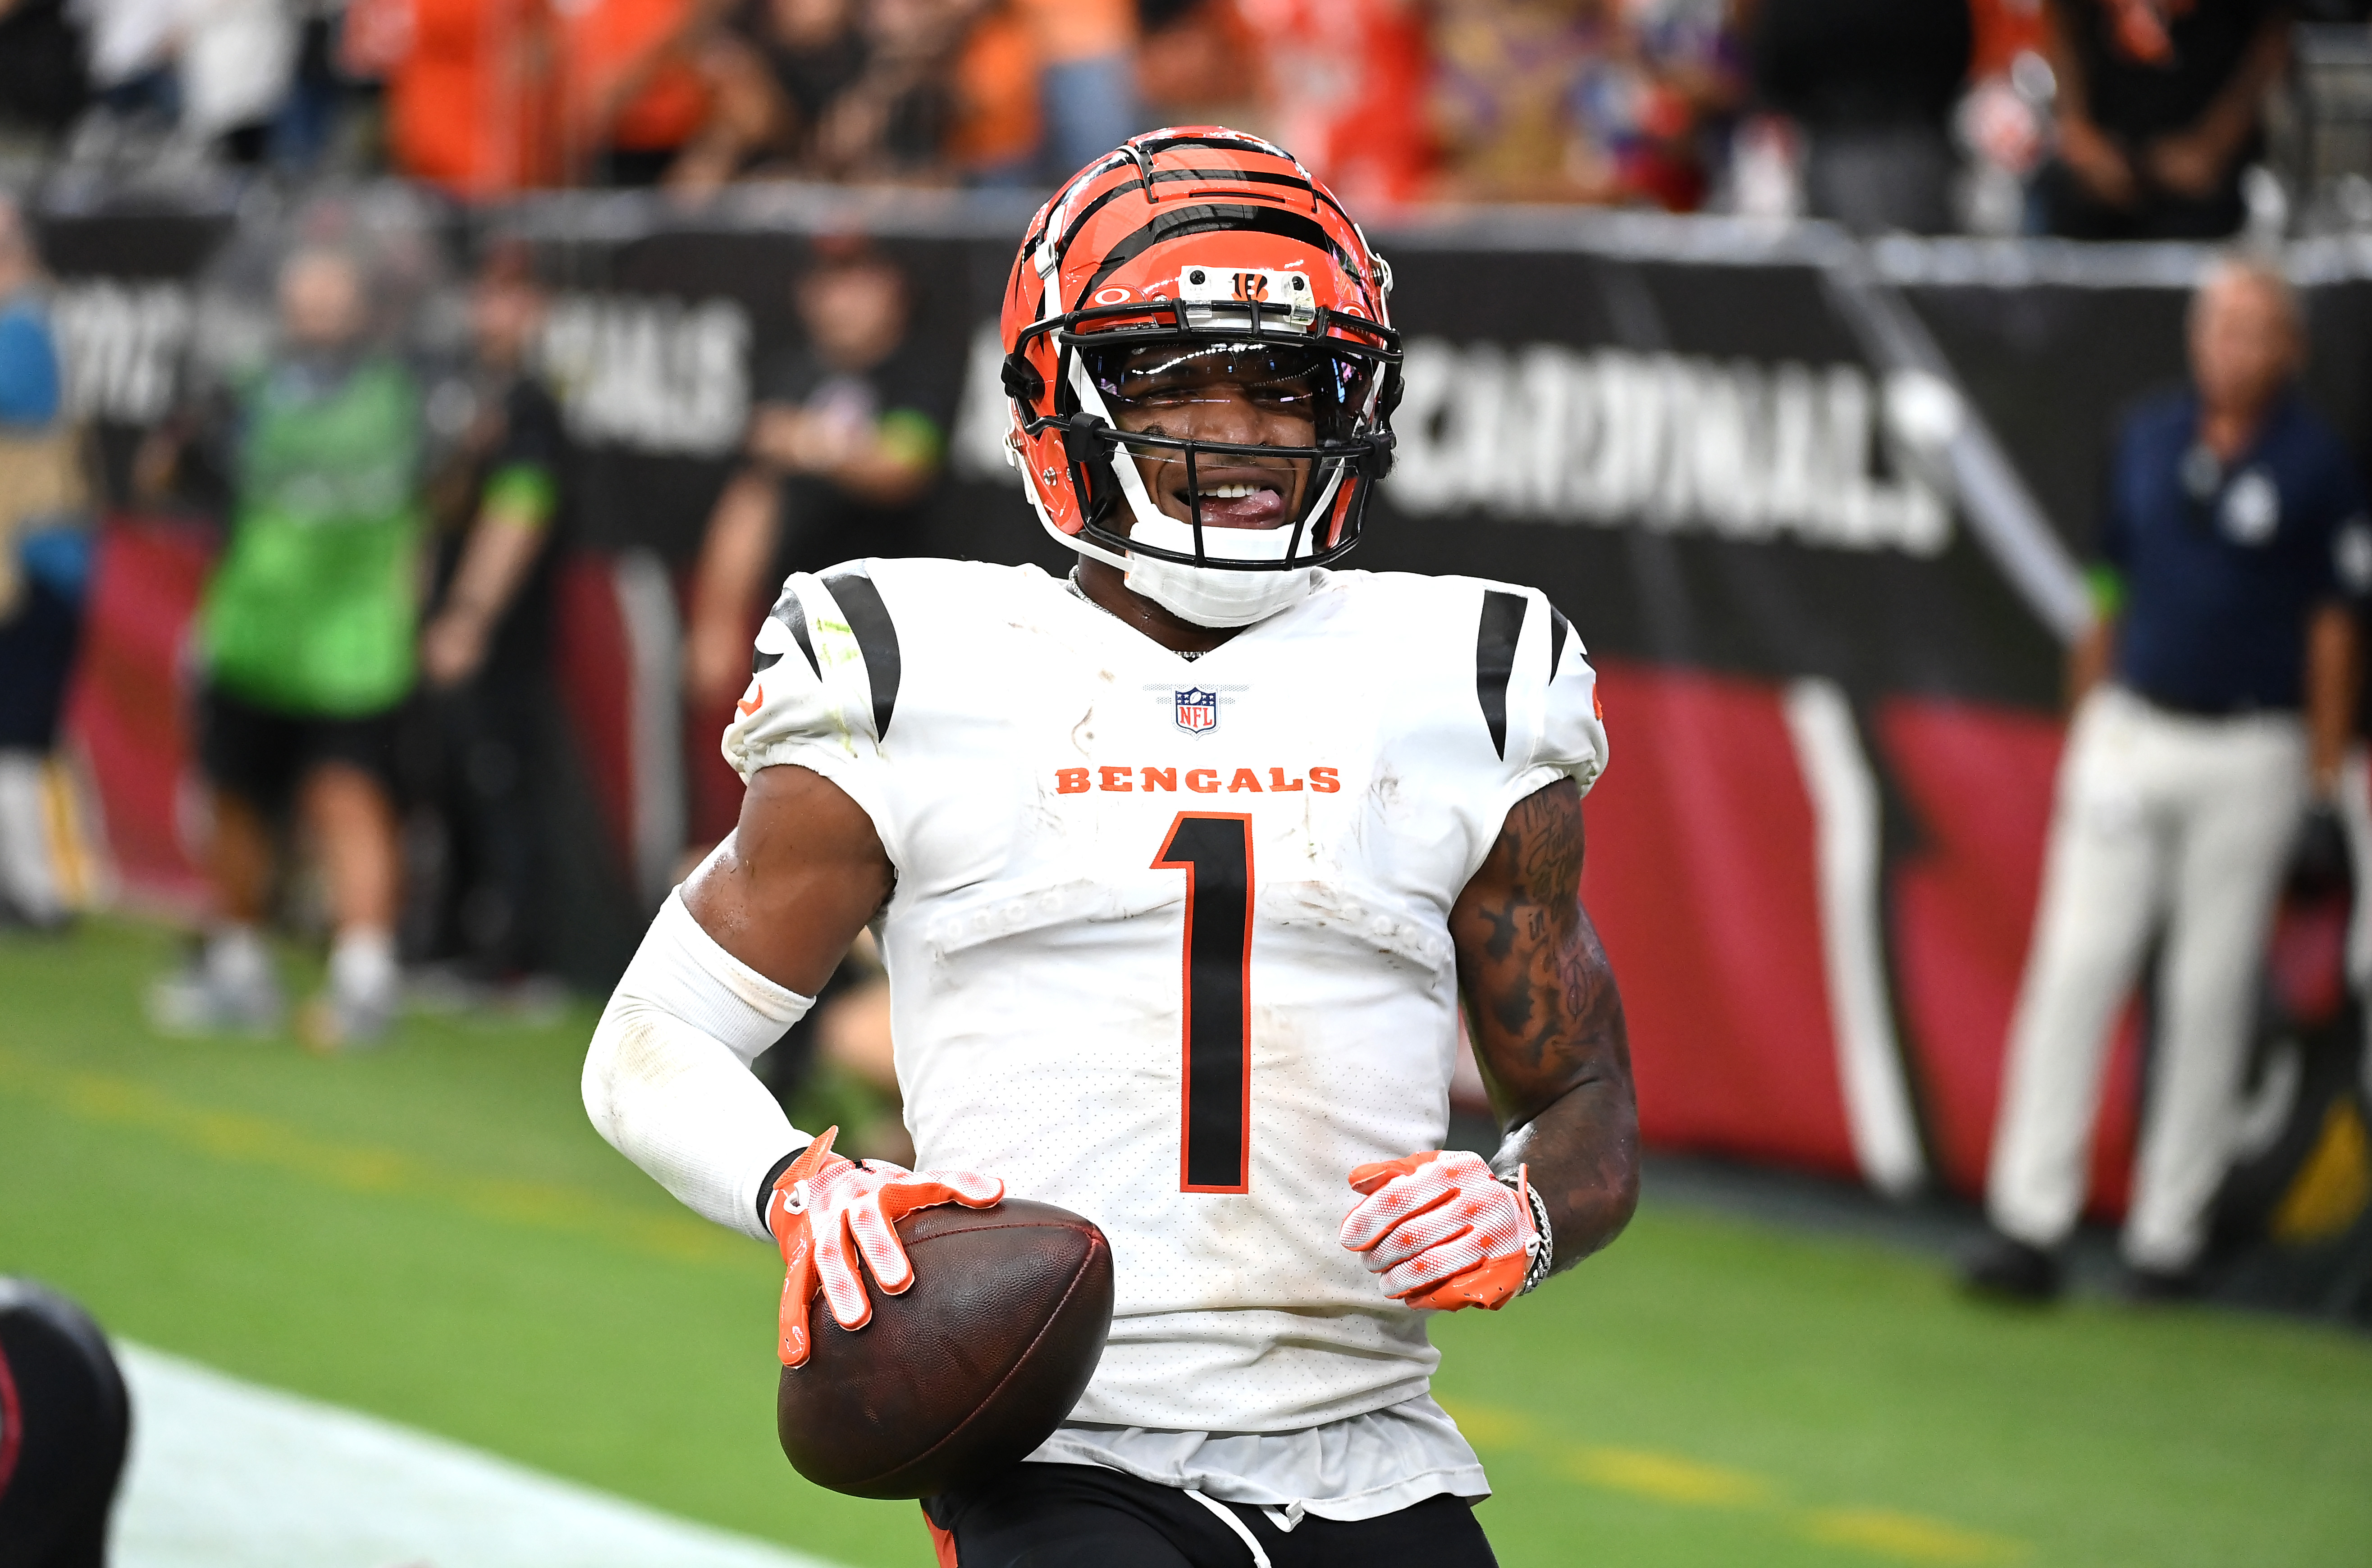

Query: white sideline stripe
left=113, top=1343, right=849, bottom=1568
left=1781, top=680, right=1926, bottom=1199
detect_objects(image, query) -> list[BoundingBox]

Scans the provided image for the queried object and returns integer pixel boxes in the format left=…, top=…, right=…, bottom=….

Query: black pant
left=2034, top=157, right=2246, bottom=241
left=0, top=579, right=82, bottom=751
left=413, top=662, right=552, bottom=975
left=923, top=1463, right=1498, bottom=1568
left=197, top=684, right=400, bottom=815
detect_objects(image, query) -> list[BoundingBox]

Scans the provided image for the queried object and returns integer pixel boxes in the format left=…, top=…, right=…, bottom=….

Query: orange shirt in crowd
left=1239, top=0, right=1432, bottom=205
left=948, top=3, right=1045, bottom=173
left=354, top=0, right=560, bottom=196
left=557, top=0, right=713, bottom=157
left=1015, top=0, right=1138, bottom=65
left=1970, top=0, right=2048, bottom=78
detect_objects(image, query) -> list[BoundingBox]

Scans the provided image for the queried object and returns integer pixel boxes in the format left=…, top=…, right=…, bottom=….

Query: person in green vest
left=148, top=246, right=422, bottom=1048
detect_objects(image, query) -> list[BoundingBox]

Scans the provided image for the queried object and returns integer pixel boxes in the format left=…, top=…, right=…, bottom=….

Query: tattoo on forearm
left=1452, top=779, right=1640, bottom=1276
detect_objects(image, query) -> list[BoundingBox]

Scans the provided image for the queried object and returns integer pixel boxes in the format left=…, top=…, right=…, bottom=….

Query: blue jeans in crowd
left=1041, top=54, right=1143, bottom=182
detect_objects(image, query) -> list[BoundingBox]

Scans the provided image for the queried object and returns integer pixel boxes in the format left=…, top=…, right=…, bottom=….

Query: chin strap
left=1062, top=569, right=1211, bottom=658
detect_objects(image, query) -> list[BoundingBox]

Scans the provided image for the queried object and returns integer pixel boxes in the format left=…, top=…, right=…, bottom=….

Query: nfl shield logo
left=1175, top=688, right=1219, bottom=734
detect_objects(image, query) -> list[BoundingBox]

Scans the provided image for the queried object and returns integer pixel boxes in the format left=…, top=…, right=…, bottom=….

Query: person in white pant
left=1966, top=257, right=2370, bottom=1302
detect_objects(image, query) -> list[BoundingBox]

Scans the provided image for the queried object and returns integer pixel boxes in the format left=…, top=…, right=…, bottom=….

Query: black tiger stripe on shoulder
left=1548, top=606, right=1571, bottom=680
left=823, top=567, right=902, bottom=742
left=1476, top=589, right=1527, bottom=761
left=758, top=584, right=821, bottom=679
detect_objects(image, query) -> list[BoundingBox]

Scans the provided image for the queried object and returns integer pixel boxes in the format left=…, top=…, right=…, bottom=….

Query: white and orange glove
left=764, top=1126, right=1005, bottom=1367
left=1339, top=1150, right=1553, bottom=1311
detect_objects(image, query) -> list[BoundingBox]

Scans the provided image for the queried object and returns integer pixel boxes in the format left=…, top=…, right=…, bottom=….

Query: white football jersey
left=724, top=559, right=1606, bottom=1436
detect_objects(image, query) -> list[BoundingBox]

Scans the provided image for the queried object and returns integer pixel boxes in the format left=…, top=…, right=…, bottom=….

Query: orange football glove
left=764, top=1126, right=1005, bottom=1367
left=1339, top=1149, right=1547, bottom=1311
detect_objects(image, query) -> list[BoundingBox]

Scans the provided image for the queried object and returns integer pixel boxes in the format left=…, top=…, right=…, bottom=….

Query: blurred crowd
left=0, top=180, right=925, bottom=1147
left=0, top=0, right=2367, bottom=237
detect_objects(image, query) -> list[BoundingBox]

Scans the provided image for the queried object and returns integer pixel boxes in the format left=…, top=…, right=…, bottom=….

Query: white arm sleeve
left=583, top=890, right=815, bottom=1243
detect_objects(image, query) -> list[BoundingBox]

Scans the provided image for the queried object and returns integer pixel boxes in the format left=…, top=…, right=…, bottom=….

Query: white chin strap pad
left=1122, top=522, right=1318, bottom=627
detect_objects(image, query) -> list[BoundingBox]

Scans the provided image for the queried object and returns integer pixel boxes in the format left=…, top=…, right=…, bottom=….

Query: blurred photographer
left=683, top=238, right=948, bottom=718
left=1967, top=258, right=2368, bottom=1302
left=2035, top=0, right=2290, bottom=240
left=413, top=240, right=570, bottom=986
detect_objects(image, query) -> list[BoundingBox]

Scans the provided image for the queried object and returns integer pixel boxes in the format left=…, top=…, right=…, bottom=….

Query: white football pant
left=1987, top=686, right=2306, bottom=1270
left=0, top=751, right=64, bottom=925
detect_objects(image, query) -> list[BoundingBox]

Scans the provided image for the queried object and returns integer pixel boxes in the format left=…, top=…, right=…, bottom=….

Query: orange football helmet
left=999, top=126, right=1403, bottom=624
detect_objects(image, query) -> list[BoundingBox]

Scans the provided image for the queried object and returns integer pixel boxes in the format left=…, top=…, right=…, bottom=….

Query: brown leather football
left=776, top=1199, right=1114, bottom=1500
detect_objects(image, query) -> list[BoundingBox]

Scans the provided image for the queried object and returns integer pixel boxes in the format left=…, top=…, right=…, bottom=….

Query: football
left=776, top=1199, right=1114, bottom=1500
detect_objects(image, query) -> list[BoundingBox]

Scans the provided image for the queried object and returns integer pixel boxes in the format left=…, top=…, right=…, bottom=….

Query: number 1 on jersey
left=1153, top=812, right=1254, bottom=1194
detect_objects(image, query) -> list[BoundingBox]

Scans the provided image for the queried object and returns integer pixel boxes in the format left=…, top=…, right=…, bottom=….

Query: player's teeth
left=1207, top=483, right=1258, bottom=498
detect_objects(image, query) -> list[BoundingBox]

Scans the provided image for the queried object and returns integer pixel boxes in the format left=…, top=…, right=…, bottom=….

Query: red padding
left=1876, top=696, right=2137, bottom=1216
left=1582, top=661, right=1860, bottom=1178
left=552, top=555, right=637, bottom=873
left=62, top=517, right=215, bottom=907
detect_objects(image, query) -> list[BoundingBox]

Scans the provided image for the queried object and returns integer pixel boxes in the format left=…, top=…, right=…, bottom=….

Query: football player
left=585, top=127, right=1638, bottom=1567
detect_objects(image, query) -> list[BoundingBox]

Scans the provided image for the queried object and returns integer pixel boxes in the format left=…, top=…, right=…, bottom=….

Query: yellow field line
left=5, top=1045, right=2031, bottom=1565
left=0, top=1047, right=757, bottom=1269
left=1440, top=1400, right=2027, bottom=1565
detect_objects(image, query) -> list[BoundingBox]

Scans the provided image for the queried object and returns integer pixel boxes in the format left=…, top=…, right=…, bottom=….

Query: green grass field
left=5, top=919, right=2369, bottom=1567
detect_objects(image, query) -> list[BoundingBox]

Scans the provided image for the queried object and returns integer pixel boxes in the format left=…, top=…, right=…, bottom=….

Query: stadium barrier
left=32, top=184, right=2372, bottom=1255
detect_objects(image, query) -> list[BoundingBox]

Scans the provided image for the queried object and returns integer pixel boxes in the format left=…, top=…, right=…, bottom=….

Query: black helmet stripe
left=1053, top=171, right=1355, bottom=271
left=1129, top=133, right=1353, bottom=221
left=1076, top=204, right=1360, bottom=310
left=1136, top=132, right=1297, bottom=161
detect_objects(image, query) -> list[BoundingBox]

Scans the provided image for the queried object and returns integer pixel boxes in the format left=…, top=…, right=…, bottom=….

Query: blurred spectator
left=61, top=0, right=334, bottom=168
left=410, top=240, right=570, bottom=984
left=1578, top=0, right=1741, bottom=212
left=560, top=0, right=718, bottom=186
left=0, top=0, right=93, bottom=149
left=353, top=0, right=561, bottom=196
left=177, top=0, right=299, bottom=160
left=1138, top=0, right=1264, bottom=139
left=1018, top=0, right=1141, bottom=178
left=945, top=0, right=1042, bottom=183
left=347, top=0, right=557, bottom=194
left=1966, top=259, right=2368, bottom=1304
left=673, top=0, right=970, bottom=191
left=684, top=239, right=947, bottom=724
left=71, top=0, right=187, bottom=129
left=1430, top=0, right=1734, bottom=209
left=1955, top=0, right=2056, bottom=235
left=1972, top=0, right=2048, bottom=75
left=1432, top=0, right=1618, bottom=203
left=270, top=0, right=355, bottom=173
left=1747, top=0, right=1972, bottom=234
left=2034, top=0, right=2290, bottom=241
left=1233, top=0, right=1431, bottom=205
left=143, top=246, right=423, bottom=1048
left=0, top=196, right=92, bottom=932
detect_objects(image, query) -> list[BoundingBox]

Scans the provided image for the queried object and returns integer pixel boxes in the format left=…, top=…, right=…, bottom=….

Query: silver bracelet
left=1500, top=1175, right=1555, bottom=1295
